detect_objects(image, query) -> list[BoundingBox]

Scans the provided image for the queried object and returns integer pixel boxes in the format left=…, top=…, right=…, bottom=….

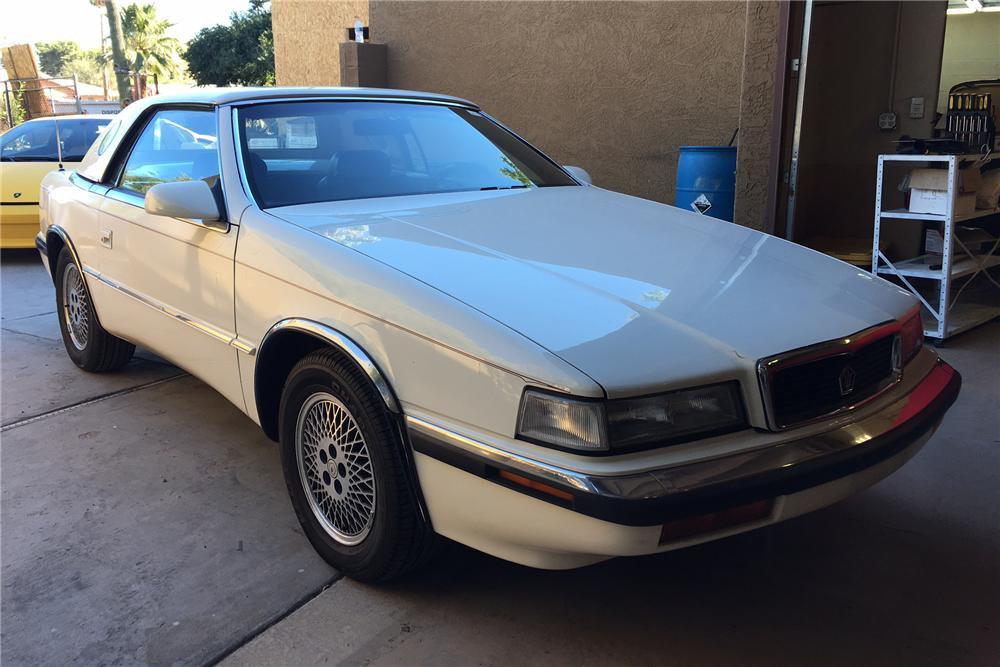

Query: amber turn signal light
left=498, top=470, right=574, bottom=502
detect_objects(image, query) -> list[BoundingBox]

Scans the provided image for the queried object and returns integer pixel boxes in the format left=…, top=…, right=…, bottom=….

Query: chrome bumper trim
left=408, top=360, right=960, bottom=525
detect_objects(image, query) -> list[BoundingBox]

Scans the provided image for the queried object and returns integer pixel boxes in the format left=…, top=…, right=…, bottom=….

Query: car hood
left=269, top=187, right=915, bottom=397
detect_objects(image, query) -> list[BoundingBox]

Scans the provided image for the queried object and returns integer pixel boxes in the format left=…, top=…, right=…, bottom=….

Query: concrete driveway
left=2, top=248, right=999, bottom=666
left=1, top=251, right=336, bottom=665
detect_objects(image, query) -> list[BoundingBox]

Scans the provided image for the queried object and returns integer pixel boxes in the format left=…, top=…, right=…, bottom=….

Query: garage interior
left=781, top=0, right=1000, bottom=342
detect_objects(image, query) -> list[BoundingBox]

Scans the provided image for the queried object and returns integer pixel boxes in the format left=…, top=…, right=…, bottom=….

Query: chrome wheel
left=62, top=264, right=89, bottom=351
left=295, top=392, right=376, bottom=545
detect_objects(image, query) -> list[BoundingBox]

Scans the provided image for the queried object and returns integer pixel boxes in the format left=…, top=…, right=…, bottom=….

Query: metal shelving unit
left=873, top=154, right=1000, bottom=341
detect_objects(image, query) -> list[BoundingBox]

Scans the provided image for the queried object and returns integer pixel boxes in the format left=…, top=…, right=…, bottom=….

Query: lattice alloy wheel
left=61, top=263, right=90, bottom=351
left=295, top=392, right=377, bottom=545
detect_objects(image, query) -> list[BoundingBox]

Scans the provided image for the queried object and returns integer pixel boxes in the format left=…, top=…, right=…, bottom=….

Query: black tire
left=54, top=246, right=135, bottom=372
left=279, top=349, right=436, bottom=582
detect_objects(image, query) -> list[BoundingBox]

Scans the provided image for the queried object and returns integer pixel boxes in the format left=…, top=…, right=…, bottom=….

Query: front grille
left=766, top=333, right=898, bottom=428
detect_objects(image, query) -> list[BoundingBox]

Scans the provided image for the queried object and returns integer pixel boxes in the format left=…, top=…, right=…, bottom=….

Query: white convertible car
left=37, top=88, right=960, bottom=582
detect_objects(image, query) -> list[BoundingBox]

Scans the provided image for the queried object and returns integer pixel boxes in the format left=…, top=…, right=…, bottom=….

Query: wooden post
left=1, top=44, right=52, bottom=119
left=73, top=73, right=83, bottom=113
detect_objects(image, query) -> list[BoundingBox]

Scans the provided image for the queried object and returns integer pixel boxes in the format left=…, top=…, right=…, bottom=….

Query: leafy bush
left=185, top=0, right=274, bottom=86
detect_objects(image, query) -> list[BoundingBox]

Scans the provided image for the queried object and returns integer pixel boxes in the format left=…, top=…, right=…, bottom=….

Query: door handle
left=100, top=229, right=113, bottom=249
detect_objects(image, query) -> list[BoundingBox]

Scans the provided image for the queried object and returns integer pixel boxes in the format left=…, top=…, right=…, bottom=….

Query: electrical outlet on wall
left=878, top=111, right=897, bottom=131
left=909, top=97, right=925, bottom=119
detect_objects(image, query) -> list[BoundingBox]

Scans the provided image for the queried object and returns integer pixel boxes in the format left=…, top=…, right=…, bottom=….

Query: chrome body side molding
left=82, top=265, right=252, bottom=354
left=45, top=225, right=84, bottom=282
left=257, top=318, right=401, bottom=414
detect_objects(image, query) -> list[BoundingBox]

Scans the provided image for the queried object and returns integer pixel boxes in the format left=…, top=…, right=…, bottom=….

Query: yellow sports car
left=1, top=115, right=112, bottom=248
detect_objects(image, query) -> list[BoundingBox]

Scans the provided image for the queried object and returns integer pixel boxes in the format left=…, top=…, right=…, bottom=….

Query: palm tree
left=90, top=0, right=131, bottom=104
left=121, top=3, right=182, bottom=93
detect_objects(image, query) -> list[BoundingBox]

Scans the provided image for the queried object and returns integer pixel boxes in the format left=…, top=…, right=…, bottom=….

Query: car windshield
left=237, top=100, right=577, bottom=208
left=0, top=118, right=110, bottom=162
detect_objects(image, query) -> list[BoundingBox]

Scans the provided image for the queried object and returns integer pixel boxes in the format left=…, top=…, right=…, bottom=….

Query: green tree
left=36, top=41, right=83, bottom=76
left=35, top=41, right=105, bottom=86
left=121, top=3, right=183, bottom=80
left=185, top=0, right=274, bottom=86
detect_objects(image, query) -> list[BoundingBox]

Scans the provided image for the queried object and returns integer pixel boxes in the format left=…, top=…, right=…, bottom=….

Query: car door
left=91, top=106, right=245, bottom=409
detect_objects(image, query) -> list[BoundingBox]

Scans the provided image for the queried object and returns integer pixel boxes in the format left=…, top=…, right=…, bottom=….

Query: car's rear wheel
left=55, top=247, right=135, bottom=372
left=279, top=349, right=436, bottom=582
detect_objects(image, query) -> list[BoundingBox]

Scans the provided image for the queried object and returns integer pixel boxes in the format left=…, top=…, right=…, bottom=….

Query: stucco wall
left=275, top=0, right=750, bottom=206
left=734, top=1, right=782, bottom=231
left=372, top=0, right=747, bottom=204
left=273, top=0, right=369, bottom=86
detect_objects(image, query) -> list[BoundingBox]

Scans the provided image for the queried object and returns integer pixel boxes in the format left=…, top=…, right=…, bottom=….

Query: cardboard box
left=907, top=166, right=981, bottom=216
left=909, top=166, right=982, bottom=194
left=925, top=225, right=996, bottom=255
left=909, top=189, right=976, bottom=216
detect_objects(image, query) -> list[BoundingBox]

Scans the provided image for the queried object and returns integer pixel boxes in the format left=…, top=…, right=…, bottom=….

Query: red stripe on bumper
left=893, top=362, right=956, bottom=429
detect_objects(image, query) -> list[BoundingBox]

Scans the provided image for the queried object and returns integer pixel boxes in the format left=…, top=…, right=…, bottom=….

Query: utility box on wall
left=339, top=42, right=387, bottom=88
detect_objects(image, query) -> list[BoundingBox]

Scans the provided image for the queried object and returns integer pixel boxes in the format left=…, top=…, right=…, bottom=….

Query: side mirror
left=144, top=180, right=224, bottom=227
left=563, top=165, right=592, bottom=186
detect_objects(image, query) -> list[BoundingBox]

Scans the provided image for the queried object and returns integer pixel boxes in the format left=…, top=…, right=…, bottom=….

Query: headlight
left=516, top=382, right=746, bottom=453
left=516, top=391, right=607, bottom=451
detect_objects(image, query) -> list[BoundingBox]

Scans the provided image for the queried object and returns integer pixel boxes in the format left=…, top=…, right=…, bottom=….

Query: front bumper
left=407, top=360, right=960, bottom=566
left=0, top=204, right=41, bottom=249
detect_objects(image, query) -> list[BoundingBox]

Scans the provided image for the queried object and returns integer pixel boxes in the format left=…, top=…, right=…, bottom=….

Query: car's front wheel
left=278, top=349, right=436, bottom=582
left=55, top=247, right=135, bottom=372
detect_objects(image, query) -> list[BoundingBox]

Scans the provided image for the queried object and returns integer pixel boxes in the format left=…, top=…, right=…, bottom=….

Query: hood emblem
left=13, top=192, right=21, bottom=198
left=838, top=365, right=857, bottom=397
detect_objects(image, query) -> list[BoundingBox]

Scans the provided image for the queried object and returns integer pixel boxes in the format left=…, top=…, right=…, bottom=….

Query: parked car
left=1, top=115, right=111, bottom=248
left=36, top=88, right=960, bottom=582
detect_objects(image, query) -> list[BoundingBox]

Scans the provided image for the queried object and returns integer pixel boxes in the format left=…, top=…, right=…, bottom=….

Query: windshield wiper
left=480, top=184, right=530, bottom=191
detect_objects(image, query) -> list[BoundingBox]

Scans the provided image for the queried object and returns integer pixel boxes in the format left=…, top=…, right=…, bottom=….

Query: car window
left=0, top=121, right=58, bottom=161
left=238, top=101, right=576, bottom=208
left=96, top=119, right=122, bottom=155
left=118, top=108, right=219, bottom=194
left=0, top=118, right=111, bottom=162
left=57, top=119, right=112, bottom=161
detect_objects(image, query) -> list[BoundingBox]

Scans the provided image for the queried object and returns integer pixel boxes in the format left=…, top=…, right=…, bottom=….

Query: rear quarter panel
left=40, top=170, right=120, bottom=326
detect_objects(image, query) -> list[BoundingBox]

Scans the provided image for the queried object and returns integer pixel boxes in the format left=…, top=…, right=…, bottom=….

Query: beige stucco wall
left=276, top=0, right=750, bottom=207
left=273, top=0, right=370, bottom=86
left=734, top=1, right=782, bottom=231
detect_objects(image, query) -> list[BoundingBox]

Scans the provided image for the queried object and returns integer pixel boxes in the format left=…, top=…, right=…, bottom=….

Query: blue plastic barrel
left=675, top=146, right=737, bottom=222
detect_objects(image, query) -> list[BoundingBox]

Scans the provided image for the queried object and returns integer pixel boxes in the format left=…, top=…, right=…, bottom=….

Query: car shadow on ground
left=372, top=489, right=997, bottom=666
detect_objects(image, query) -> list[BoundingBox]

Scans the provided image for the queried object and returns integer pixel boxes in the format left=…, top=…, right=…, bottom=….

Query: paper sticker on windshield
left=691, top=194, right=712, bottom=215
